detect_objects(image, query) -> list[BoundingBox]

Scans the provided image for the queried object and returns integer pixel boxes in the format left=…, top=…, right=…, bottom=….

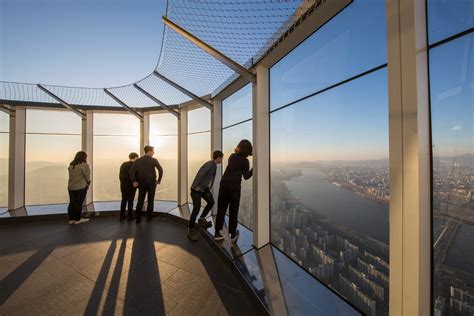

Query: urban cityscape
left=270, top=154, right=473, bottom=316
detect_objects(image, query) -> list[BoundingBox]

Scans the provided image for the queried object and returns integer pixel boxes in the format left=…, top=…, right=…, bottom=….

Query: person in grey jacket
left=67, top=151, right=91, bottom=225
left=188, top=150, right=223, bottom=241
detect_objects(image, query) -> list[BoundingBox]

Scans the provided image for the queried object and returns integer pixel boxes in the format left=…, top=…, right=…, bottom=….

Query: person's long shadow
left=103, top=233, right=129, bottom=313
left=0, top=247, right=54, bottom=305
left=123, top=223, right=165, bottom=315
left=83, top=239, right=117, bottom=315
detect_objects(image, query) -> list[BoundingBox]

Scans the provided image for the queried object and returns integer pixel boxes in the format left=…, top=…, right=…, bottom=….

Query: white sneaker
left=68, top=220, right=75, bottom=225
left=74, top=218, right=90, bottom=225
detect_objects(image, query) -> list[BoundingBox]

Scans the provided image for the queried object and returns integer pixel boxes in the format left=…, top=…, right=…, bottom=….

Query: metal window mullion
left=82, top=111, right=94, bottom=206
left=8, top=107, right=26, bottom=211
left=252, top=65, right=271, bottom=248
left=386, top=1, right=431, bottom=315
left=211, top=99, right=222, bottom=216
left=177, top=108, right=188, bottom=206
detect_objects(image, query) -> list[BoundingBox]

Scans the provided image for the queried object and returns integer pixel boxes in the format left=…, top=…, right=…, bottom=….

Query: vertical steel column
left=211, top=100, right=222, bottom=215
left=177, top=108, right=188, bottom=206
left=82, top=111, right=94, bottom=206
left=8, top=107, right=26, bottom=211
left=252, top=65, right=271, bottom=248
left=140, top=112, right=150, bottom=156
left=386, top=1, right=431, bottom=315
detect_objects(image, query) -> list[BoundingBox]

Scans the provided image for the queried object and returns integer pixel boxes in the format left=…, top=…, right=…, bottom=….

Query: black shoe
left=198, top=218, right=212, bottom=228
left=120, top=216, right=126, bottom=221
left=230, top=230, right=240, bottom=243
left=136, top=218, right=142, bottom=224
left=188, top=228, right=199, bottom=241
left=146, top=216, right=153, bottom=222
left=214, top=232, right=224, bottom=241
left=127, top=216, right=136, bottom=221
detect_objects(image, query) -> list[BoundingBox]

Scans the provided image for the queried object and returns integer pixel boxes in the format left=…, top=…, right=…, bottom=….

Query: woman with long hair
left=67, top=151, right=91, bottom=224
left=214, top=139, right=253, bottom=242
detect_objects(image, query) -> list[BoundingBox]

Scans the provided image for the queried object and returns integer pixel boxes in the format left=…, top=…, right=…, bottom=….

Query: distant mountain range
left=433, top=154, right=474, bottom=166
left=294, top=154, right=473, bottom=168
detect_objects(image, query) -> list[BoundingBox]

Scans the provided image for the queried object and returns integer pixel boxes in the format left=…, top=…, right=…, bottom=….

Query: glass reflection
left=273, top=246, right=361, bottom=316
left=428, top=0, right=474, bottom=44
left=233, top=249, right=268, bottom=308
left=269, top=0, right=386, bottom=111
left=430, top=34, right=474, bottom=316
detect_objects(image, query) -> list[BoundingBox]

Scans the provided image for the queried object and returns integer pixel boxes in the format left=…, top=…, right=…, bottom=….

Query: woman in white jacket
left=67, top=151, right=91, bottom=224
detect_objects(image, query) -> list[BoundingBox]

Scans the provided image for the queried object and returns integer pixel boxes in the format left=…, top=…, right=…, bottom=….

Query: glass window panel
left=233, top=249, right=268, bottom=308
left=428, top=0, right=474, bottom=44
left=187, top=132, right=211, bottom=202
left=25, top=134, right=81, bottom=205
left=188, top=107, right=211, bottom=133
left=0, top=112, right=9, bottom=132
left=222, top=84, right=252, bottom=127
left=150, top=113, right=178, bottom=136
left=26, top=109, right=81, bottom=134
left=222, top=121, right=253, bottom=229
left=93, top=135, right=140, bottom=202
left=270, top=69, right=389, bottom=315
left=430, top=34, right=474, bottom=316
left=270, top=0, right=386, bottom=111
left=150, top=135, right=177, bottom=201
left=93, top=113, right=140, bottom=202
left=0, top=112, right=9, bottom=207
left=93, top=113, right=140, bottom=136
left=272, top=246, right=361, bottom=316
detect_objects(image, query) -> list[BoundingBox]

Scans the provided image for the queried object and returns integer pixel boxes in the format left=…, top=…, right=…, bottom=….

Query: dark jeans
left=215, top=186, right=240, bottom=236
left=68, top=187, right=88, bottom=221
left=120, top=184, right=137, bottom=219
left=189, top=189, right=214, bottom=229
left=135, top=180, right=157, bottom=219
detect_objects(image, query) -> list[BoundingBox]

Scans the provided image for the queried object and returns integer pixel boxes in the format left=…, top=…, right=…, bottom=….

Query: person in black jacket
left=119, top=152, right=139, bottom=221
left=214, top=140, right=253, bottom=242
left=188, top=150, right=224, bottom=241
left=130, top=145, right=163, bottom=223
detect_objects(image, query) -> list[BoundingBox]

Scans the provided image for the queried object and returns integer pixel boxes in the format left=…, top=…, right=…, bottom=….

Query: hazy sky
left=0, top=0, right=166, bottom=88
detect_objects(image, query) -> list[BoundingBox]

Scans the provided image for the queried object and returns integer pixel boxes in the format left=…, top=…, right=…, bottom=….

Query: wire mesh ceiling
left=0, top=0, right=318, bottom=110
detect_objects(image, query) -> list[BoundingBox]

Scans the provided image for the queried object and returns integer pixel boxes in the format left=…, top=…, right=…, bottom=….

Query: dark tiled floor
left=0, top=217, right=259, bottom=316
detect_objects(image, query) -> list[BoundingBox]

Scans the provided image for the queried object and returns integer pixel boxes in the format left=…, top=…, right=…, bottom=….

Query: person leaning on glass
left=67, top=151, right=91, bottom=225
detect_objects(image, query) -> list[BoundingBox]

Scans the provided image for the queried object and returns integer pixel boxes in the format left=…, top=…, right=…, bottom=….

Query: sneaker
left=68, top=220, right=75, bottom=225
left=187, top=228, right=199, bottom=241
left=213, top=232, right=225, bottom=241
left=198, top=218, right=212, bottom=228
left=230, top=230, right=240, bottom=243
left=74, top=218, right=90, bottom=225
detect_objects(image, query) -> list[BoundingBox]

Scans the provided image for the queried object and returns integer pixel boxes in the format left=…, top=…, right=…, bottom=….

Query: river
left=286, top=168, right=474, bottom=274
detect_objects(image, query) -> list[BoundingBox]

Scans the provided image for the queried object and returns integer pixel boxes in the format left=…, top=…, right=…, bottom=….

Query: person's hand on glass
left=156, top=180, right=161, bottom=185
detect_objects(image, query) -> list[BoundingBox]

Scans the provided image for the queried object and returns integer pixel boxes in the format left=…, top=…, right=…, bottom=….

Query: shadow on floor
left=0, top=217, right=258, bottom=315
